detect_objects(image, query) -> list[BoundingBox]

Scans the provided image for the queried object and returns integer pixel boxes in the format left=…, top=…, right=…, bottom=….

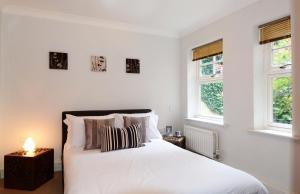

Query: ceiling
left=0, top=0, right=260, bottom=37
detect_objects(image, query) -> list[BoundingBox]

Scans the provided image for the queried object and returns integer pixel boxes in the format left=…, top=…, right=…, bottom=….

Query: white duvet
left=64, top=139, right=268, bottom=194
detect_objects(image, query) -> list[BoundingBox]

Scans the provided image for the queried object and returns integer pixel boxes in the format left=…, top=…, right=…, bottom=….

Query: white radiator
left=184, top=125, right=219, bottom=159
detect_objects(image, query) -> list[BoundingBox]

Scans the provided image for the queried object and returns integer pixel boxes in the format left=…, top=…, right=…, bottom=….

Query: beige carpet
left=0, top=172, right=63, bottom=194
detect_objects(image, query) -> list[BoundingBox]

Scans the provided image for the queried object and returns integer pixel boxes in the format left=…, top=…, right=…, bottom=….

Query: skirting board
left=0, top=162, right=62, bottom=179
left=266, top=185, right=287, bottom=194
left=54, top=161, right=62, bottom=172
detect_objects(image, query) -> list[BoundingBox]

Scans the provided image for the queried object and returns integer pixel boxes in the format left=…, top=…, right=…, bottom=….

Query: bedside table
left=4, top=148, right=54, bottom=190
left=163, top=135, right=186, bottom=149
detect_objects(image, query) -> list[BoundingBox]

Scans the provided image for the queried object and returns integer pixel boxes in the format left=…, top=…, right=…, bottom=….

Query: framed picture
left=91, top=56, right=107, bottom=72
left=126, top=58, right=140, bottom=74
left=165, top=125, right=173, bottom=136
left=49, top=52, right=68, bottom=70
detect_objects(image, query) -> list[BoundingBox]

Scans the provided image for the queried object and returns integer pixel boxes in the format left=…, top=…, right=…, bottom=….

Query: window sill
left=249, top=129, right=300, bottom=140
left=185, top=117, right=224, bottom=127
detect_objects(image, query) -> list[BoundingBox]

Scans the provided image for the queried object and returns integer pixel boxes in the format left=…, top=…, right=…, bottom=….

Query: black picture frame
left=126, top=58, right=140, bottom=74
left=49, top=52, right=68, bottom=70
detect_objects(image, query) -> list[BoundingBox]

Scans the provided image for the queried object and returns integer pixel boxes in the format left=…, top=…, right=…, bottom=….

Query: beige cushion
left=84, top=118, right=115, bottom=150
left=123, top=116, right=149, bottom=143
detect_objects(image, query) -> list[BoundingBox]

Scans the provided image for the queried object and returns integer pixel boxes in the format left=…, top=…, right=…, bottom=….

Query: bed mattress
left=64, top=139, right=268, bottom=194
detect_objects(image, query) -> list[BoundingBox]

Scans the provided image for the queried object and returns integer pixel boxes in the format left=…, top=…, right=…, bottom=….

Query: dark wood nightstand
left=4, top=148, right=54, bottom=190
left=163, top=135, right=186, bottom=149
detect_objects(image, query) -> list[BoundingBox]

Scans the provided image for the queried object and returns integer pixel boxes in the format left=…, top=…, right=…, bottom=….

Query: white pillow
left=121, top=111, right=162, bottom=141
left=65, top=114, right=122, bottom=148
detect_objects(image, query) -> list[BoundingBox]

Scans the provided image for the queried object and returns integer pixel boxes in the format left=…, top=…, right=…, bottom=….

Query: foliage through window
left=272, top=76, right=292, bottom=124
left=198, top=54, right=223, bottom=119
left=265, top=38, right=292, bottom=128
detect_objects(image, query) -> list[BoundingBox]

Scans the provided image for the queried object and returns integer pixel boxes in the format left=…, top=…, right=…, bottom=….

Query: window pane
left=200, top=54, right=223, bottom=77
left=215, top=54, right=223, bottom=62
left=272, top=38, right=291, bottom=49
left=272, top=47, right=291, bottom=66
left=201, top=56, right=213, bottom=65
left=272, top=76, right=292, bottom=124
left=214, top=62, right=223, bottom=77
left=201, top=64, right=213, bottom=76
left=200, top=82, right=223, bottom=117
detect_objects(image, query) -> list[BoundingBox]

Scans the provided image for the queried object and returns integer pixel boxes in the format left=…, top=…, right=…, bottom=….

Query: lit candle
left=23, top=137, right=36, bottom=156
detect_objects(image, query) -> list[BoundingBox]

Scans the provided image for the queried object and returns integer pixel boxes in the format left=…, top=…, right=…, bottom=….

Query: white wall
left=0, top=12, right=181, bottom=170
left=291, top=0, right=300, bottom=193
left=0, top=9, right=3, bottom=178
left=181, top=0, right=297, bottom=193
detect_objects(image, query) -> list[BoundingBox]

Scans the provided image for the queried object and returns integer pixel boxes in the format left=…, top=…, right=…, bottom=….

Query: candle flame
left=23, top=137, right=36, bottom=155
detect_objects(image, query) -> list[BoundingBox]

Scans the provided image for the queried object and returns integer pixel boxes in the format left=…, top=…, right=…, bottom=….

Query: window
left=264, top=38, right=292, bottom=129
left=192, top=39, right=224, bottom=121
left=259, top=16, right=292, bottom=130
left=197, top=54, right=223, bottom=119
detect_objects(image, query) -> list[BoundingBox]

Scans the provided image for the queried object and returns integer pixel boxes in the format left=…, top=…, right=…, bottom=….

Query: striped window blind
left=259, top=16, right=291, bottom=44
left=192, top=39, right=223, bottom=61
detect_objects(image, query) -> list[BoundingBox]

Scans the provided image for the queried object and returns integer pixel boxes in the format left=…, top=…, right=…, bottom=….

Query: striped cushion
left=84, top=118, right=115, bottom=150
left=123, top=116, right=149, bottom=143
left=100, top=124, right=141, bottom=152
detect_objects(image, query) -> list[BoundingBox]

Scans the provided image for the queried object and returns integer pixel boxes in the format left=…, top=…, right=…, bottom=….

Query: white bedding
left=64, top=139, right=268, bottom=194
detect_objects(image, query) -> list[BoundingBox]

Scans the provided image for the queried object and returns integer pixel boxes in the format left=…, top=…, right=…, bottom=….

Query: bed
left=62, top=109, right=268, bottom=194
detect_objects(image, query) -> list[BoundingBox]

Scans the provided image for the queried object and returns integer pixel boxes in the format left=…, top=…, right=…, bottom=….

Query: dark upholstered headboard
left=62, top=109, right=152, bottom=152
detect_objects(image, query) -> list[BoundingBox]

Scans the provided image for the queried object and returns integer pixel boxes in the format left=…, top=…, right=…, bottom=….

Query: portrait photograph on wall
left=49, top=52, right=68, bottom=70
left=126, top=58, right=140, bottom=74
left=91, top=56, right=107, bottom=72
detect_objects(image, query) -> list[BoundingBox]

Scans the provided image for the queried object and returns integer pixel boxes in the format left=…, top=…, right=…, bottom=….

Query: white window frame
left=264, top=39, right=292, bottom=131
left=196, top=54, right=224, bottom=121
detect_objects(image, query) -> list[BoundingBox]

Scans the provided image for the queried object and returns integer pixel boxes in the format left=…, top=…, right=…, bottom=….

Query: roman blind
left=192, top=39, right=223, bottom=61
left=259, top=16, right=291, bottom=44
